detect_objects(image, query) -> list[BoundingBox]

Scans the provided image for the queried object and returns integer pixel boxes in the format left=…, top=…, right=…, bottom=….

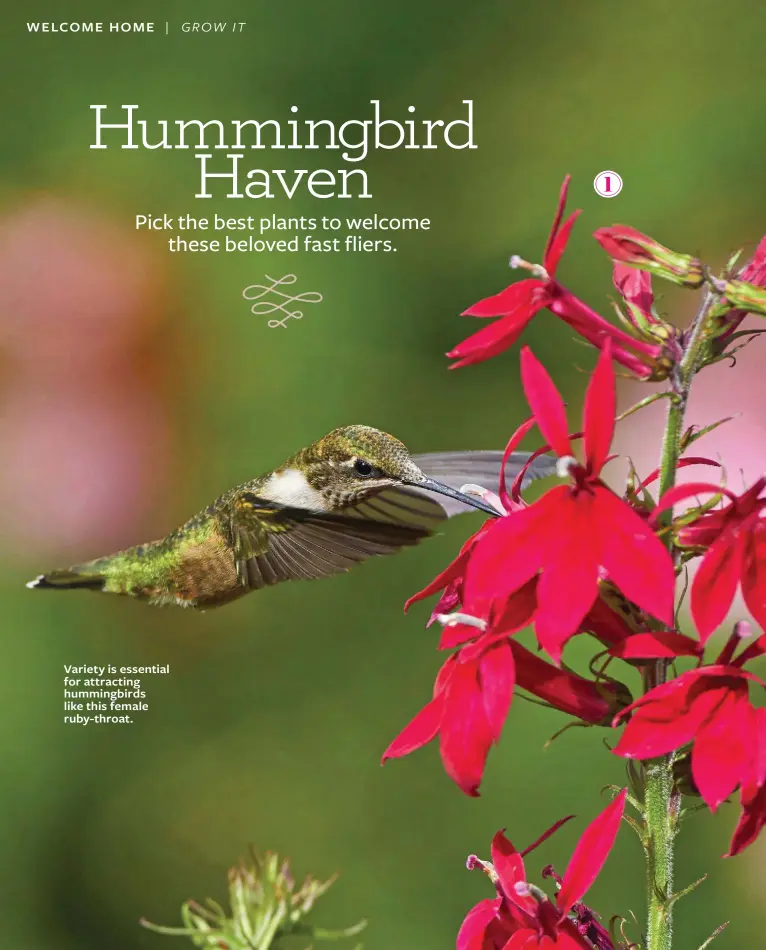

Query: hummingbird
left=27, top=425, right=555, bottom=610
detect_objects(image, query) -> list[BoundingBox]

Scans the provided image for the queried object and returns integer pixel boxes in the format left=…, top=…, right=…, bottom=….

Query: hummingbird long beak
left=413, top=477, right=500, bottom=517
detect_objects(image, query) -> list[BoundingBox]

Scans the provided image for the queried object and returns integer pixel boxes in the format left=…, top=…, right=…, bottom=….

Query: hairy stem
left=643, top=290, right=719, bottom=950
left=644, top=757, right=675, bottom=950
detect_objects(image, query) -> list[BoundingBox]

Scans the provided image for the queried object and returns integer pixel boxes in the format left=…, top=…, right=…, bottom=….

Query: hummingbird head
left=280, top=425, right=498, bottom=515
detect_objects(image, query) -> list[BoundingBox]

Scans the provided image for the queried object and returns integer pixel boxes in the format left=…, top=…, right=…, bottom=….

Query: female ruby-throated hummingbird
left=27, top=425, right=555, bottom=609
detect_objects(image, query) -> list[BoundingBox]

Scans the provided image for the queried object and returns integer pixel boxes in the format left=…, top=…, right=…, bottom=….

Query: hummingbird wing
left=347, top=450, right=556, bottom=525
left=228, top=493, right=430, bottom=589
left=342, top=487, right=448, bottom=530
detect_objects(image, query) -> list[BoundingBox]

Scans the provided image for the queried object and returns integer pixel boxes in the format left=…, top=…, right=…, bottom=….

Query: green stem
left=643, top=392, right=682, bottom=950
left=643, top=288, right=719, bottom=950
left=644, top=759, right=675, bottom=950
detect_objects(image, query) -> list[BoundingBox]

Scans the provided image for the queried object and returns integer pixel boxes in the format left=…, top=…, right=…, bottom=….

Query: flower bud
left=718, top=278, right=766, bottom=317
left=594, top=225, right=704, bottom=288
left=612, top=263, right=679, bottom=352
left=613, top=264, right=655, bottom=327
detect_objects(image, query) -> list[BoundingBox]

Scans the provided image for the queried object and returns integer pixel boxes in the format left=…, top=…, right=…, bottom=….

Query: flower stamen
left=510, top=254, right=550, bottom=280
left=466, top=855, right=499, bottom=883
left=435, top=611, right=487, bottom=631
left=556, top=455, right=579, bottom=478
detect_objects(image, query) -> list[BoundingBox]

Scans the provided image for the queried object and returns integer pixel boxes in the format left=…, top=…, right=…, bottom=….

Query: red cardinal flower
left=448, top=178, right=664, bottom=377
left=457, top=791, right=627, bottom=949
left=465, top=342, right=675, bottom=663
left=655, top=477, right=766, bottom=642
left=382, top=637, right=514, bottom=797
left=383, top=604, right=628, bottom=796
left=613, top=625, right=766, bottom=823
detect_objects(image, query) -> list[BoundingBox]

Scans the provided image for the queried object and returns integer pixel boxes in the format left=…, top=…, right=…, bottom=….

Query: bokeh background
left=2, top=1, right=766, bottom=947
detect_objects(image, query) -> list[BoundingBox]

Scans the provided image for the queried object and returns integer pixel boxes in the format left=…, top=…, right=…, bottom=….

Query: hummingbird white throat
left=27, top=425, right=555, bottom=609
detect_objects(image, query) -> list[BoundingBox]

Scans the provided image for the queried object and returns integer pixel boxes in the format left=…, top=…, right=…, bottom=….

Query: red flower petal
left=677, top=507, right=732, bottom=549
left=457, top=897, right=503, bottom=950
left=614, top=262, right=654, bottom=316
left=466, top=495, right=555, bottom=602
left=520, top=347, right=572, bottom=458
left=491, top=831, right=536, bottom=917
left=491, top=577, right=539, bottom=633
left=439, top=620, right=489, bottom=650
left=733, top=631, right=766, bottom=668
left=595, top=486, right=675, bottom=626
left=448, top=312, right=538, bottom=369
left=746, top=706, right=766, bottom=790
left=556, top=789, right=626, bottom=914
left=727, top=782, right=766, bottom=857
left=692, top=686, right=752, bottom=810
left=461, top=279, right=546, bottom=318
left=520, top=814, right=577, bottom=859
left=542, top=176, right=572, bottom=272
left=609, top=631, right=701, bottom=660
left=613, top=674, right=722, bottom=759
left=593, top=225, right=655, bottom=263
left=545, top=211, right=581, bottom=277
left=534, top=493, right=602, bottom=663
left=404, top=563, right=464, bottom=614
left=505, top=929, right=542, bottom=950
left=726, top=708, right=766, bottom=855
left=692, top=530, right=743, bottom=642
left=381, top=694, right=443, bottom=762
left=742, top=521, right=766, bottom=632
left=548, top=288, right=660, bottom=364
left=513, top=640, right=614, bottom=724
left=480, top=640, right=516, bottom=742
left=427, top=579, right=462, bottom=625
left=440, top=657, right=494, bottom=796
left=583, top=341, right=615, bottom=476
left=639, top=457, right=721, bottom=492
left=652, top=482, right=737, bottom=521
left=499, top=415, right=538, bottom=510
left=510, top=441, right=564, bottom=503
left=740, top=234, right=766, bottom=284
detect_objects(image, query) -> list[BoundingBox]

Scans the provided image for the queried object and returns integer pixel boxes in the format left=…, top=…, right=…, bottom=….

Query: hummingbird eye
left=353, top=458, right=378, bottom=477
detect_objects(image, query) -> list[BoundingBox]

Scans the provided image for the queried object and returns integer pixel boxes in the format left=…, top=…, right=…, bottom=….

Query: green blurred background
left=2, top=1, right=766, bottom=947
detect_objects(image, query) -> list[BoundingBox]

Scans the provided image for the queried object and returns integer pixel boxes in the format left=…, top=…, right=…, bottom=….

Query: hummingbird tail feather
left=26, top=569, right=105, bottom=591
